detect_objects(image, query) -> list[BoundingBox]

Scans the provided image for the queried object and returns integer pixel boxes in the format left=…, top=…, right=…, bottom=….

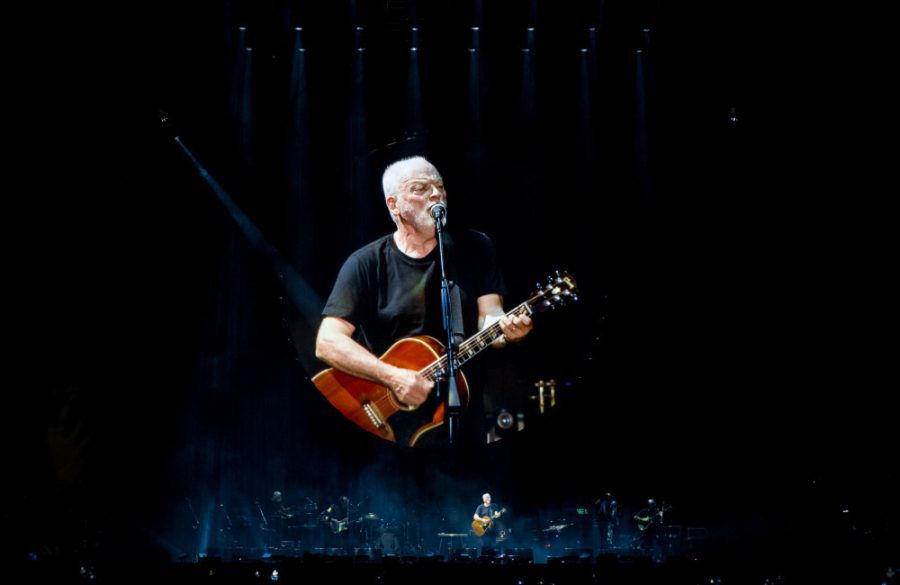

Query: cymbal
left=437, top=533, right=468, bottom=537
left=363, top=513, right=379, bottom=520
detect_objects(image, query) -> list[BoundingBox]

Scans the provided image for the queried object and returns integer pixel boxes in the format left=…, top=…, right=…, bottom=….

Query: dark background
left=9, top=0, right=896, bottom=576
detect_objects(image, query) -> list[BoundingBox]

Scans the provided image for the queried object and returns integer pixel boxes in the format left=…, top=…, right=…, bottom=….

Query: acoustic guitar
left=472, top=508, right=507, bottom=537
left=312, top=272, right=577, bottom=446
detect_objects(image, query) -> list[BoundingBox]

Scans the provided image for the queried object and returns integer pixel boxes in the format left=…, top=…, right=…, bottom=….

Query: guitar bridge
left=362, top=402, right=386, bottom=429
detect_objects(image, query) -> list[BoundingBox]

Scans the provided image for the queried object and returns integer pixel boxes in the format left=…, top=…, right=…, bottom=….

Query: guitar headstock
left=531, top=270, right=578, bottom=313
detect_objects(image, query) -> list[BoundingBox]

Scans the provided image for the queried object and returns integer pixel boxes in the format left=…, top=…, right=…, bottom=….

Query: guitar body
left=472, top=508, right=505, bottom=537
left=635, top=507, right=670, bottom=531
left=472, top=517, right=492, bottom=537
left=329, top=518, right=362, bottom=534
left=312, top=336, right=470, bottom=447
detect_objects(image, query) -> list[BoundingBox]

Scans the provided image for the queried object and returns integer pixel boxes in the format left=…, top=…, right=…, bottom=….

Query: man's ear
left=386, top=196, right=398, bottom=216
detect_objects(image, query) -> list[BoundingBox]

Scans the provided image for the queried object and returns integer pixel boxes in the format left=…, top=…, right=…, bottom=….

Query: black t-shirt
left=475, top=504, right=498, bottom=519
left=322, top=229, right=507, bottom=356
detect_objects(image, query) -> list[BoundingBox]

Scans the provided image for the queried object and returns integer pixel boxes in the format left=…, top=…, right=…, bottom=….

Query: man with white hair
left=634, top=498, right=666, bottom=559
left=473, top=492, right=502, bottom=548
left=315, top=156, right=532, bottom=443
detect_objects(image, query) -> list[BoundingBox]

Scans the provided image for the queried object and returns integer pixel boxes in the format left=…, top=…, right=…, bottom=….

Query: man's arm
left=477, top=293, right=533, bottom=348
left=315, top=316, right=434, bottom=407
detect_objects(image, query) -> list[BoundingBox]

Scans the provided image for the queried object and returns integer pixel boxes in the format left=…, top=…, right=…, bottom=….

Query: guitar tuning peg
left=571, top=294, right=579, bottom=302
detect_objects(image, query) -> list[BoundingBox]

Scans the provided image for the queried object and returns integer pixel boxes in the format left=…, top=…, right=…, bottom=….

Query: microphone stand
left=432, top=206, right=462, bottom=445
left=255, top=501, right=272, bottom=550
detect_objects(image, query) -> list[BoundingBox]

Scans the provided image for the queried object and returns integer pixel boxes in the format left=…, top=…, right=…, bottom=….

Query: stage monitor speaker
left=504, top=547, right=534, bottom=563
left=565, top=547, right=594, bottom=561
left=450, top=547, right=478, bottom=560
left=479, top=546, right=500, bottom=559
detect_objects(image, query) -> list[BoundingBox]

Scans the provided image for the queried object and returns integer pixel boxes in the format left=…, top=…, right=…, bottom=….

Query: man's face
left=391, top=162, right=446, bottom=233
left=483, top=495, right=491, bottom=506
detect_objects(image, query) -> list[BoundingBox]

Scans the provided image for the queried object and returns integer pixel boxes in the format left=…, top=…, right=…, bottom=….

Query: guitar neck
left=418, top=302, right=534, bottom=380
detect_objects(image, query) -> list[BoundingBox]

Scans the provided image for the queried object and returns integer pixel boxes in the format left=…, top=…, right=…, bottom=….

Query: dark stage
left=9, top=1, right=896, bottom=583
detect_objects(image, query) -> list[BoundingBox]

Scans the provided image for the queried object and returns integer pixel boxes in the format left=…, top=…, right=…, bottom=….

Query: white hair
left=482, top=493, right=491, bottom=500
left=381, top=156, right=440, bottom=225
left=381, top=156, right=438, bottom=198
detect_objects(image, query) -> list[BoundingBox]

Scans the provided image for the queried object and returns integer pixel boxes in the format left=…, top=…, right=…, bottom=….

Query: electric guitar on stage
left=328, top=517, right=362, bottom=534
left=472, top=508, right=507, bottom=537
left=635, top=506, right=671, bottom=532
left=312, top=272, right=578, bottom=446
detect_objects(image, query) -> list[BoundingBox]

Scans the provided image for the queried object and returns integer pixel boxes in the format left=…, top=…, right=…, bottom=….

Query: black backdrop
left=9, top=0, right=896, bottom=574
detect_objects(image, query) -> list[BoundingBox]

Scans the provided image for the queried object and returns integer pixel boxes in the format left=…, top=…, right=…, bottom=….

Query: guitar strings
left=418, top=302, right=532, bottom=380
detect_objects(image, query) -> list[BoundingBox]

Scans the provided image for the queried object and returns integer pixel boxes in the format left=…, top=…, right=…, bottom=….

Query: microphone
left=430, top=203, right=447, bottom=227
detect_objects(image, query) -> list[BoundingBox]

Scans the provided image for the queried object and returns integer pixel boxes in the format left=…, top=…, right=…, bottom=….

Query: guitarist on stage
left=321, top=496, right=352, bottom=551
left=633, top=498, right=668, bottom=559
left=315, top=156, right=533, bottom=445
left=473, top=493, right=503, bottom=549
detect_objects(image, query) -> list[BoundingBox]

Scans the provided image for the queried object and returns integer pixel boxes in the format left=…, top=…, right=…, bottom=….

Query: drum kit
left=378, top=518, right=401, bottom=554
left=294, top=497, right=406, bottom=553
left=327, top=511, right=406, bottom=551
